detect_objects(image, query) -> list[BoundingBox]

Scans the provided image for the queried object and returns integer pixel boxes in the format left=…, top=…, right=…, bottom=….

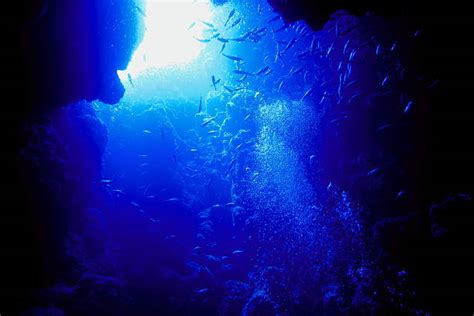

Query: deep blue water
left=29, top=1, right=431, bottom=314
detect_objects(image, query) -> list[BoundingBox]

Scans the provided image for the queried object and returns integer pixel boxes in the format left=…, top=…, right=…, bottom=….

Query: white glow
left=123, top=0, right=214, bottom=77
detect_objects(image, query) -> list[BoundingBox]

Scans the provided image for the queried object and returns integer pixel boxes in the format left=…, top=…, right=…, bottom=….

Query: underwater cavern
left=2, top=0, right=474, bottom=314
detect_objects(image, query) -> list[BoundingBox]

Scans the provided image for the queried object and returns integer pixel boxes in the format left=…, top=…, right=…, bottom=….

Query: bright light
left=123, top=0, right=214, bottom=76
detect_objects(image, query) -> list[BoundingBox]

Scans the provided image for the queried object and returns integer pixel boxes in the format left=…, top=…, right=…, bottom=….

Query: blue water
left=43, top=1, right=426, bottom=314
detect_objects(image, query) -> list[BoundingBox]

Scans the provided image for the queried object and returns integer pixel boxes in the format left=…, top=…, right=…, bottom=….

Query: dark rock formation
left=22, top=0, right=145, bottom=108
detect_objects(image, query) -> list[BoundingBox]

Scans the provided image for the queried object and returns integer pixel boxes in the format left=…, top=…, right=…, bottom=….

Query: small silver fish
left=200, top=20, right=215, bottom=28
left=222, top=53, right=243, bottom=62
left=187, top=22, right=196, bottom=31
left=403, top=100, right=414, bottom=114
left=201, top=116, right=217, bottom=127
left=127, top=73, right=134, bottom=87
left=224, top=9, right=236, bottom=27
left=194, top=37, right=211, bottom=43
left=234, top=69, right=254, bottom=76
left=228, top=18, right=241, bottom=29
left=367, top=168, right=380, bottom=176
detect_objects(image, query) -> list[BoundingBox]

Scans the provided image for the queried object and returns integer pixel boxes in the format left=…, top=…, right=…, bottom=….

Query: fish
left=143, top=129, right=152, bottom=134
left=343, top=40, right=350, bottom=54
left=211, top=75, right=221, bottom=90
left=282, top=38, right=296, bottom=54
left=165, top=197, right=180, bottom=202
left=290, top=66, right=304, bottom=76
left=367, top=168, right=380, bottom=176
left=346, top=63, right=352, bottom=80
left=219, top=42, right=226, bottom=54
left=134, top=4, right=146, bottom=17
left=222, top=53, right=243, bottom=62
left=326, top=43, right=334, bottom=57
left=127, top=73, right=134, bottom=87
left=193, top=37, right=211, bottom=43
left=296, top=50, right=311, bottom=60
left=277, top=80, right=285, bottom=92
left=339, top=24, right=358, bottom=36
left=217, top=37, right=229, bottom=43
left=232, top=250, right=244, bottom=255
left=228, top=36, right=247, bottom=42
left=207, top=176, right=214, bottom=189
left=394, top=191, right=406, bottom=199
left=275, top=23, right=289, bottom=33
left=256, top=66, right=272, bottom=76
left=112, top=189, right=125, bottom=196
left=234, top=70, right=254, bottom=76
left=391, top=41, right=398, bottom=52
left=268, top=15, right=281, bottom=23
left=319, top=94, right=326, bottom=104
left=309, top=154, right=316, bottom=167
left=200, top=20, right=215, bottom=28
left=99, top=179, right=113, bottom=184
left=338, top=74, right=343, bottom=97
left=190, top=148, right=198, bottom=153
left=201, top=116, right=217, bottom=127
left=375, top=44, right=382, bottom=56
left=187, top=22, right=196, bottom=31
left=223, top=85, right=234, bottom=93
left=345, top=80, right=357, bottom=89
left=304, top=71, right=311, bottom=84
left=198, top=96, right=202, bottom=113
left=228, top=18, right=242, bottom=29
left=274, top=43, right=282, bottom=63
left=203, top=27, right=219, bottom=34
left=225, top=156, right=237, bottom=176
left=349, top=49, right=356, bottom=61
left=310, top=35, right=317, bottom=53
left=300, top=85, right=315, bottom=102
left=237, top=75, right=248, bottom=82
left=381, top=75, right=389, bottom=87
left=196, top=288, right=209, bottom=295
left=253, top=27, right=267, bottom=35
left=377, top=123, right=392, bottom=131
left=224, top=9, right=236, bottom=27
left=348, top=92, right=363, bottom=104
left=403, top=100, right=414, bottom=114
left=224, top=85, right=244, bottom=93
left=257, top=3, right=262, bottom=14
left=293, top=23, right=304, bottom=34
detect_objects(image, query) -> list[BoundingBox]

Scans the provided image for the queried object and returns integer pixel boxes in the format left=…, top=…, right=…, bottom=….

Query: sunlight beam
left=121, top=0, right=214, bottom=79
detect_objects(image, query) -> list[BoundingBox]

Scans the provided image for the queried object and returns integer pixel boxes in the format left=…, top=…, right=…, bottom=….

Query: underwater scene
left=7, top=0, right=474, bottom=315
